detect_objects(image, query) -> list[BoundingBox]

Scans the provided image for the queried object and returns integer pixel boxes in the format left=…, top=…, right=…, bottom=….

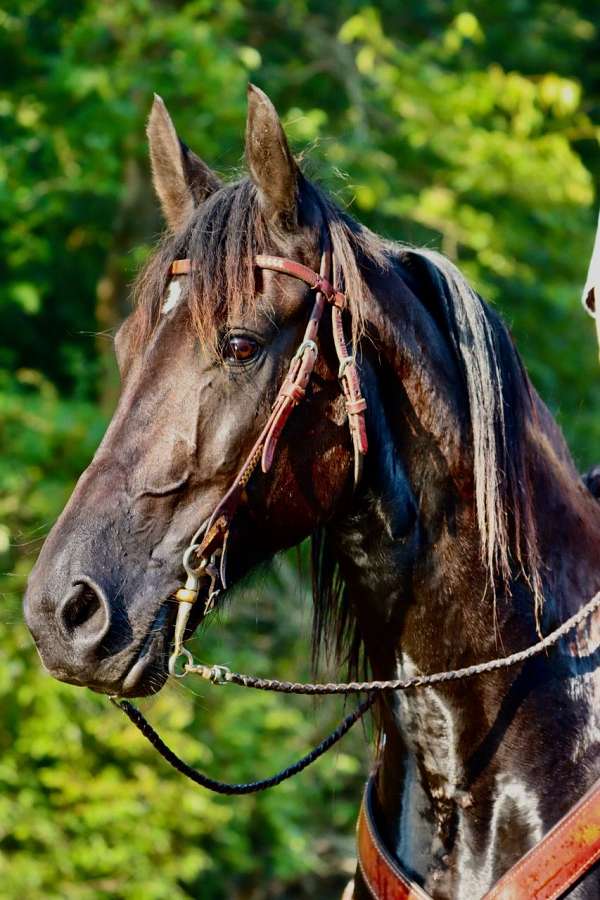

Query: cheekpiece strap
left=169, top=238, right=368, bottom=614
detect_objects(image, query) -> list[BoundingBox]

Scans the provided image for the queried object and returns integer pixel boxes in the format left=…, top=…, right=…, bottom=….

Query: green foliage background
left=0, top=2, right=598, bottom=898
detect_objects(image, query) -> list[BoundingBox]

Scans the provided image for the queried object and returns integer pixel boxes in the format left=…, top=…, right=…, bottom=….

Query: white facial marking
left=162, top=278, right=182, bottom=315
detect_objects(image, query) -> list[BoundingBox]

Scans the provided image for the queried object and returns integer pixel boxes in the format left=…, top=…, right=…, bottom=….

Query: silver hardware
left=338, top=355, right=354, bottom=379
left=183, top=543, right=207, bottom=577
left=169, top=542, right=223, bottom=678
left=292, top=339, right=318, bottom=363
left=207, top=664, right=231, bottom=684
left=168, top=600, right=195, bottom=677
left=185, top=662, right=231, bottom=684
left=204, top=588, right=220, bottom=615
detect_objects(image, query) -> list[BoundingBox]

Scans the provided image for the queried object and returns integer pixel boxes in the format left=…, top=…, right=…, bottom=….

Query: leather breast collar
left=358, top=774, right=600, bottom=899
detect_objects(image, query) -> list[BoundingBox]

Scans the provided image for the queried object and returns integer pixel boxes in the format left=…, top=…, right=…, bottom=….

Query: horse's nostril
left=62, top=584, right=100, bottom=628
left=59, top=581, right=110, bottom=646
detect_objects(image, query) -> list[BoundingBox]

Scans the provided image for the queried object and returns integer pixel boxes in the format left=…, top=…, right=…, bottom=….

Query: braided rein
left=112, top=588, right=600, bottom=795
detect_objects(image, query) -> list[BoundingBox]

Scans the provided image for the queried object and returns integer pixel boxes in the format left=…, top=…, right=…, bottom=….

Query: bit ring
left=183, top=544, right=207, bottom=577
left=168, top=646, right=194, bottom=678
left=338, top=355, right=354, bottom=379
left=292, top=339, right=318, bottom=363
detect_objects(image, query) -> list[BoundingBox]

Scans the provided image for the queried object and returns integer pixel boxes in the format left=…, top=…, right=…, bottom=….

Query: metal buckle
left=338, top=354, right=354, bottom=379
left=182, top=543, right=207, bottom=577
left=291, top=339, right=318, bottom=363
left=182, top=662, right=231, bottom=684
left=168, top=596, right=195, bottom=677
left=207, top=664, right=231, bottom=684
left=168, top=644, right=194, bottom=678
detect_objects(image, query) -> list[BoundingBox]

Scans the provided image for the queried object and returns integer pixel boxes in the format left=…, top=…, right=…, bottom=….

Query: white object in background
left=582, top=211, right=600, bottom=358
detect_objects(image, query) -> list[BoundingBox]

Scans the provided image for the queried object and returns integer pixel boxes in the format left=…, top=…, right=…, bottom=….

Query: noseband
left=168, top=235, right=368, bottom=673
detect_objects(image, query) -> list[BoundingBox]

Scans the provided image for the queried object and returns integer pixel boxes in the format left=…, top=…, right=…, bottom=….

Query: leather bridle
left=167, top=233, right=368, bottom=674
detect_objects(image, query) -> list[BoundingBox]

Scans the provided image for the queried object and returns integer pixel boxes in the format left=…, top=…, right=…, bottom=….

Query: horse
left=24, top=85, right=600, bottom=899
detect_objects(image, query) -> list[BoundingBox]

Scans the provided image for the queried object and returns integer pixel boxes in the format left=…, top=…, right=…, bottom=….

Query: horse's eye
left=224, top=335, right=259, bottom=363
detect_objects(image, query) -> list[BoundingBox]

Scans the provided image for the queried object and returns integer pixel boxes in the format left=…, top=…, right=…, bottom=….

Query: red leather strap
left=254, top=254, right=347, bottom=308
left=485, top=776, right=600, bottom=899
left=260, top=248, right=331, bottom=473
left=169, top=248, right=367, bottom=478
left=169, top=253, right=345, bottom=308
left=261, top=297, right=324, bottom=473
left=357, top=774, right=600, bottom=900
left=170, top=258, right=193, bottom=275
left=251, top=251, right=368, bottom=483
left=195, top=274, right=328, bottom=562
left=357, top=778, right=431, bottom=899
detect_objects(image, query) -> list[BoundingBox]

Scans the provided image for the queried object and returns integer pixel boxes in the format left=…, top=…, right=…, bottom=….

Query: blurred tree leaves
left=0, top=2, right=598, bottom=898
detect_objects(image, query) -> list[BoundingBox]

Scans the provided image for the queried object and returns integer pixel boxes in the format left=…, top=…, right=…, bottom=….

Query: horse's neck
left=330, top=282, right=600, bottom=894
left=335, top=437, right=598, bottom=896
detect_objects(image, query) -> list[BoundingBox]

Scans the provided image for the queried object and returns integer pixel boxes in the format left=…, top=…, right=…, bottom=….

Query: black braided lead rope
left=189, top=588, right=600, bottom=695
left=111, top=693, right=376, bottom=795
left=111, top=588, right=599, bottom=794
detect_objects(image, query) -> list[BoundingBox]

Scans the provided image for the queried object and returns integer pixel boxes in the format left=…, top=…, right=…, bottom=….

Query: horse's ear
left=245, top=84, right=299, bottom=228
left=147, top=94, right=222, bottom=232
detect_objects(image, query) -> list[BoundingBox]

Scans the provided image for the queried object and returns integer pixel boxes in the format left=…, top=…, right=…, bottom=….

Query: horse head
left=24, top=86, right=365, bottom=696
